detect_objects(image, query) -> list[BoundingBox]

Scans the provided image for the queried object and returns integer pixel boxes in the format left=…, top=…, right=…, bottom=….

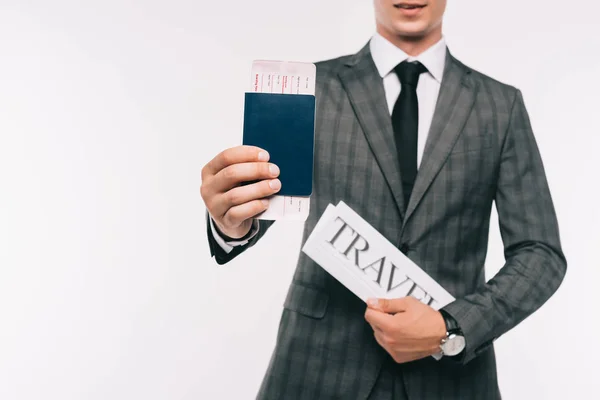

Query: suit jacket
left=207, top=42, right=567, bottom=400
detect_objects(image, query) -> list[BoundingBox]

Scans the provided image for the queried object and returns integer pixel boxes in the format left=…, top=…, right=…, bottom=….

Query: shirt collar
left=369, top=32, right=447, bottom=83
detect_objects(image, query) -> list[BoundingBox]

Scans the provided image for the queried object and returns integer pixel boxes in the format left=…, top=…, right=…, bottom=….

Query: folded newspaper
left=302, top=201, right=454, bottom=309
left=301, top=201, right=455, bottom=360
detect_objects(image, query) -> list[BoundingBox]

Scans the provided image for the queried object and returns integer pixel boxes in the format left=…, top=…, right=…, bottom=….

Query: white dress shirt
left=370, top=32, right=447, bottom=167
left=211, top=33, right=447, bottom=252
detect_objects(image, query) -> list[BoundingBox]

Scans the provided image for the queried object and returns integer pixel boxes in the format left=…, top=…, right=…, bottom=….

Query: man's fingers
left=203, top=146, right=269, bottom=179
left=373, top=329, right=434, bottom=364
left=366, top=318, right=383, bottom=333
left=391, top=349, right=433, bottom=364
left=373, top=331, right=389, bottom=350
left=211, top=179, right=281, bottom=217
left=373, top=331, right=429, bottom=364
left=222, top=199, right=270, bottom=227
left=365, top=308, right=394, bottom=332
left=213, top=162, right=280, bottom=193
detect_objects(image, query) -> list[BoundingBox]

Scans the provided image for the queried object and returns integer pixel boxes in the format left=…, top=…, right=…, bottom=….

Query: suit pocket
left=449, top=131, right=492, bottom=155
left=283, top=281, right=329, bottom=319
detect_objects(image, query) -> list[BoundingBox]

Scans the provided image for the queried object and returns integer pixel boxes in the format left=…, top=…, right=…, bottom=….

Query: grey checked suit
left=207, top=42, right=567, bottom=399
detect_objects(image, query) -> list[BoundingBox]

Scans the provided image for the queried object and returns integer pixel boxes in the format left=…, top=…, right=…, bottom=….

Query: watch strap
left=440, top=309, right=461, bottom=334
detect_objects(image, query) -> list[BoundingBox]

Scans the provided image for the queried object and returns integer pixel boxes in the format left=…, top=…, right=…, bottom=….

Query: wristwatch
left=439, top=310, right=466, bottom=357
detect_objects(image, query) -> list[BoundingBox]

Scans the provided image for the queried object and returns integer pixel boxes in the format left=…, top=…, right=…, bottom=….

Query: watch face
left=442, top=334, right=466, bottom=356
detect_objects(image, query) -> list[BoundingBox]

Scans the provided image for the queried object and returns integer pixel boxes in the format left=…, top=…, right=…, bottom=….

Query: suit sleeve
left=206, top=212, right=275, bottom=265
left=441, top=89, right=567, bottom=364
left=209, top=217, right=261, bottom=253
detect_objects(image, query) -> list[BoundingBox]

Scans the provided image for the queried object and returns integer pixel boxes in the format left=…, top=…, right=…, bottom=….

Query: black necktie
left=391, top=60, right=428, bottom=210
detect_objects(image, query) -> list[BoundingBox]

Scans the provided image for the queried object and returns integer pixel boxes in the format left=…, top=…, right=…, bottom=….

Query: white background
left=0, top=1, right=598, bottom=399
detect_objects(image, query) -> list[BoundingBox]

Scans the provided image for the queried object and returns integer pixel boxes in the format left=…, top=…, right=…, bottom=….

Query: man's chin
left=393, top=25, right=429, bottom=38
left=390, top=23, right=437, bottom=41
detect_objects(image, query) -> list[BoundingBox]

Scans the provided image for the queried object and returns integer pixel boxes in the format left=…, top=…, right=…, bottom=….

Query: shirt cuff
left=209, top=217, right=260, bottom=254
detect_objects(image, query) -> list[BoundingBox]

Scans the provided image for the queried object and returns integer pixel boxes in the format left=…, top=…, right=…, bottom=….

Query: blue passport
left=242, top=92, right=315, bottom=196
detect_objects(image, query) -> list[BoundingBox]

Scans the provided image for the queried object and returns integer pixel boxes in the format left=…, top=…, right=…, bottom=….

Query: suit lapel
left=338, top=44, right=406, bottom=220
left=403, top=51, right=479, bottom=224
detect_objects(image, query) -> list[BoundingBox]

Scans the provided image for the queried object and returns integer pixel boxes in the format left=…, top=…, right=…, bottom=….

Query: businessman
left=200, top=1, right=567, bottom=398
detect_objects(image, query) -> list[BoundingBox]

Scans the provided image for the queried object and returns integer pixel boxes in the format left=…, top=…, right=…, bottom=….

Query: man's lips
left=394, top=3, right=427, bottom=16
left=394, top=3, right=427, bottom=10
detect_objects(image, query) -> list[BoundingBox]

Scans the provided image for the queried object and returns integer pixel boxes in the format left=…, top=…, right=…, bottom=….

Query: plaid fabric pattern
left=207, top=42, right=566, bottom=400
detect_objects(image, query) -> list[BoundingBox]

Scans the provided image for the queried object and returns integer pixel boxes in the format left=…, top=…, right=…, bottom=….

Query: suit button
left=400, top=243, right=409, bottom=254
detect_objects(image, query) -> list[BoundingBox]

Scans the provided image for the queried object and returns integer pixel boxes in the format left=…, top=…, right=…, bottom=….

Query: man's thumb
left=367, top=297, right=408, bottom=314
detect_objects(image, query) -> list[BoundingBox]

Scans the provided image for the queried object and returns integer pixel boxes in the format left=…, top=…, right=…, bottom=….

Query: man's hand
left=200, top=145, right=281, bottom=239
left=364, top=297, right=446, bottom=364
